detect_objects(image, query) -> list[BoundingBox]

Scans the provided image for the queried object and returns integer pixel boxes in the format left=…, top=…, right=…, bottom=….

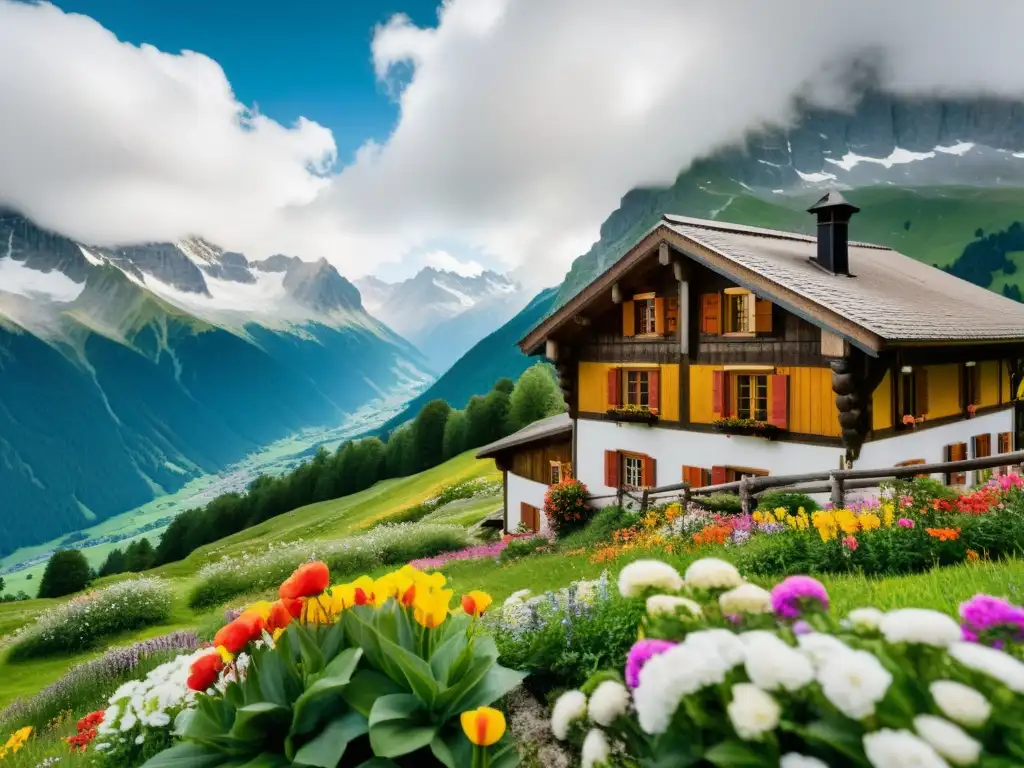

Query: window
left=520, top=503, right=541, bottom=533
left=549, top=461, right=568, bottom=485
left=636, top=298, right=657, bottom=335
left=898, top=366, right=928, bottom=423
left=623, top=454, right=644, bottom=489
left=726, top=292, right=751, bottom=333
left=895, top=458, right=928, bottom=479
left=736, top=374, right=768, bottom=421
left=626, top=370, right=650, bottom=408
left=712, top=466, right=769, bottom=484
left=963, top=362, right=981, bottom=409
left=973, top=433, right=993, bottom=484
left=944, top=442, right=968, bottom=486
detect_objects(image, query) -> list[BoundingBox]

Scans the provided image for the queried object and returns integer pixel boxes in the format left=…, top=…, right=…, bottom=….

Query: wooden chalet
left=518, top=192, right=1024, bottom=497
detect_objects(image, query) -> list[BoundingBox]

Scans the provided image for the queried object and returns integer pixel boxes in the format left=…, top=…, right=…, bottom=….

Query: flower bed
left=7, top=578, right=174, bottom=660
left=188, top=521, right=469, bottom=609
left=711, top=418, right=782, bottom=439
left=550, top=556, right=1024, bottom=766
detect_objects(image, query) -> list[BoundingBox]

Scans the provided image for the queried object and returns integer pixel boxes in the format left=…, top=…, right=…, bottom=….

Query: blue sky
left=56, top=0, right=439, bottom=167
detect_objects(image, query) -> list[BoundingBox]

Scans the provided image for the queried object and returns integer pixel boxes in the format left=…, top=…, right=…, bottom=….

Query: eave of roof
left=475, top=413, right=572, bottom=459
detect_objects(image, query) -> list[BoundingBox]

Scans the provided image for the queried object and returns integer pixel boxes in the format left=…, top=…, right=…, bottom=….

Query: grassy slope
left=0, top=451, right=501, bottom=709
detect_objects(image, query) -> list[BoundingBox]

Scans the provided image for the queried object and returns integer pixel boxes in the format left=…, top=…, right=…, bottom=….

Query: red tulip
left=280, top=561, right=330, bottom=600
left=267, top=598, right=301, bottom=632
left=214, top=612, right=264, bottom=653
left=187, top=652, right=225, bottom=691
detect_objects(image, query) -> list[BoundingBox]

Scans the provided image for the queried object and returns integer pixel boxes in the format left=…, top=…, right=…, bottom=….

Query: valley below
left=0, top=377, right=426, bottom=597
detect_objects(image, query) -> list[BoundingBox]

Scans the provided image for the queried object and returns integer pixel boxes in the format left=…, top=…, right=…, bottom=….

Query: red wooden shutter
left=999, top=432, right=1013, bottom=453
left=654, top=298, right=666, bottom=335
left=649, top=369, right=661, bottom=413
left=769, top=374, right=789, bottom=430
left=700, top=293, right=720, bottom=334
left=622, top=301, right=635, bottom=337
left=711, top=466, right=728, bottom=485
left=682, top=465, right=708, bottom=487
left=915, top=368, right=929, bottom=416
left=643, top=455, right=657, bottom=488
left=604, top=450, right=620, bottom=487
left=754, top=299, right=773, bottom=333
left=607, top=368, right=620, bottom=408
left=712, top=370, right=727, bottom=417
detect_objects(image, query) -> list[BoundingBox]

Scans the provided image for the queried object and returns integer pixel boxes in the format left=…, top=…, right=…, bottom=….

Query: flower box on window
left=606, top=405, right=659, bottom=425
left=711, top=417, right=782, bottom=439
left=901, top=414, right=925, bottom=428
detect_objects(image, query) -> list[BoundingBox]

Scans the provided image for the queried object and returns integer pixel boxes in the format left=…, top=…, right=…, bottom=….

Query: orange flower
left=267, top=598, right=301, bottom=632
left=461, top=590, right=493, bottom=619
left=966, top=548, right=980, bottom=563
left=926, top=527, right=961, bottom=542
left=214, top=612, right=264, bottom=653
left=460, top=706, right=506, bottom=747
left=280, top=561, right=330, bottom=600
left=187, top=652, right=225, bottom=691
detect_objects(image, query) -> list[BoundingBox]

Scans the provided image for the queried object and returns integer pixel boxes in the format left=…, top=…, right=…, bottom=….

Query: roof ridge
left=662, top=213, right=892, bottom=251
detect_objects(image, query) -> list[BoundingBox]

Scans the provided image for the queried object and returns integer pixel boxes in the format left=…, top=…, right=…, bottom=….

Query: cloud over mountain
left=4, top=0, right=1024, bottom=285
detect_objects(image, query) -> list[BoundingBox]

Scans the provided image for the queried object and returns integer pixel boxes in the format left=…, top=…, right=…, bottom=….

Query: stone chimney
left=807, top=191, right=860, bottom=275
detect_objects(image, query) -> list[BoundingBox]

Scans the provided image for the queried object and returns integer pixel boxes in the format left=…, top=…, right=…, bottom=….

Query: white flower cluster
left=555, top=558, right=1020, bottom=768
left=11, top=577, right=173, bottom=655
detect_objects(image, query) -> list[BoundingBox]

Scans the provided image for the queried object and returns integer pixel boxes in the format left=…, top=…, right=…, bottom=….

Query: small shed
left=476, top=413, right=573, bottom=533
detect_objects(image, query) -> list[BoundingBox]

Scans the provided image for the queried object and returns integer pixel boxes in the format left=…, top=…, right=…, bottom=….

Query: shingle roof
left=475, top=413, right=572, bottom=459
left=662, top=214, right=1024, bottom=342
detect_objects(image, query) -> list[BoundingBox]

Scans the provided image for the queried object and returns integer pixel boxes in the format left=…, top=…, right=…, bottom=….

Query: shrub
left=693, top=493, right=742, bottom=515
left=754, top=490, right=819, bottom=516
left=7, top=578, right=174, bottom=660
left=490, top=573, right=645, bottom=695
left=544, top=479, right=592, bottom=537
left=881, top=475, right=958, bottom=511
left=188, top=523, right=470, bottom=609
left=558, top=505, right=636, bottom=550
left=37, top=549, right=91, bottom=598
left=0, top=631, right=199, bottom=733
left=499, top=534, right=554, bottom=563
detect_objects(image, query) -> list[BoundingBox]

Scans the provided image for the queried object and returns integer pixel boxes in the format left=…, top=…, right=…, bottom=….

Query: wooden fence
left=590, top=450, right=1024, bottom=514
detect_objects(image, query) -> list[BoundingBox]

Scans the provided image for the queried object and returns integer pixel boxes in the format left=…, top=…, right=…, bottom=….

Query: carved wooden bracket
left=555, top=351, right=577, bottom=417
left=830, top=352, right=888, bottom=465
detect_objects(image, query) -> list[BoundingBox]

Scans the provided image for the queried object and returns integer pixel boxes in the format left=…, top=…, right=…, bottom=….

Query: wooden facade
left=508, top=442, right=573, bottom=486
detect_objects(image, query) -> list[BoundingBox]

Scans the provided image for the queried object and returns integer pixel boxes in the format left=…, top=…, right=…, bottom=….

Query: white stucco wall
left=505, top=471, right=550, bottom=531
left=577, top=406, right=1016, bottom=504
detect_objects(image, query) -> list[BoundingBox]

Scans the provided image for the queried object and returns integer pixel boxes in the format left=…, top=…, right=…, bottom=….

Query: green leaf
left=354, top=760, right=401, bottom=768
left=342, top=669, right=405, bottom=718
left=295, top=623, right=327, bottom=678
left=141, top=742, right=227, bottom=768
left=487, top=740, right=522, bottom=768
left=429, top=633, right=469, bottom=686
left=439, top=663, right=526, bottom=720
left=292, top=710, right=368, bottom=767
left=791, top=719, right=864, bottom=764
left=230, top=702, right=291, bottom=741
left=703, top=741, right=763, bottom=767
left=319, top=619, right=349, bottom=661
left=368, top=693, right=438, bottom=757
left=291, top=648, right=364, bottom=736
left=234, top=754, right=291, bottom=768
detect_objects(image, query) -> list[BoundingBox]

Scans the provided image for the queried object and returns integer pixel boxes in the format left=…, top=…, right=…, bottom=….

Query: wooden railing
left=592, top=450, right=1024, bottom=514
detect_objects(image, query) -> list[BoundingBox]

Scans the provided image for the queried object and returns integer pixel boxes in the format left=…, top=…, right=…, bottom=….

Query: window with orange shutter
left=944, top=442, right=968, bottom=485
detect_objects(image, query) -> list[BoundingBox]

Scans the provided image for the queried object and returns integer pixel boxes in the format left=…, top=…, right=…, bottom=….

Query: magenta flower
left=959, top=594, right=1024, bottom=648
left=625, top=639, right=676, bottom=688
left=898, top=518, right=915, bottom=528
left=770, top=575, right=830, bottom=620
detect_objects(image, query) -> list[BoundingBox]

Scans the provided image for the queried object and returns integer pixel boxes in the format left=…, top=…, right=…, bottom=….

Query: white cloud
left=422, top=250, right=484, bottom=277
left=5, top=0, right=1024, bottom=287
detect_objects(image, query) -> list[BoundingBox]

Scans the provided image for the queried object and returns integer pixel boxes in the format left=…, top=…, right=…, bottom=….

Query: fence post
left=640, top=488, right=650, bottom=514
left=829, top=472, right=845, bottom=509
left=681, top=485, right=691, bottom=508
left=739, top=476, right=753, bottom=515
left=616, top=486, right=623, bottom=508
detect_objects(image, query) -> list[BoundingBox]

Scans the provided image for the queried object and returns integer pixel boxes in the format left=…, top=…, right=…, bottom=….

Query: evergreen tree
left=442, top=410, right=469, bottom=460
left=98, top=548, right=127, bottom=577
left=37, top=549, right=91, bottom=598
left=124, top=539, right=156, bottom=572
left=384, top=424, right=415, bottom=477
left=466, top=388, right=512, bottom=447
left=411, top=399, right=452, bottom=472
left=493, top=378, right=515, bottom=395
left=506, top=362, right=565, bottom=432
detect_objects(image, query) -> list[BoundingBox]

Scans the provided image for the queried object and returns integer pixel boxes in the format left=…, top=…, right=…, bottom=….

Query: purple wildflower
left=756, top=522, right=785, bottom=535
left=959, top=594, right=1024, bottom=648
left=771, top=575, right=830, bottom=620
left=793, top=620, right=813, bottom=636
left=625, top=639, right=676, bottom=688
left=898, top=518, right=915, bottom=529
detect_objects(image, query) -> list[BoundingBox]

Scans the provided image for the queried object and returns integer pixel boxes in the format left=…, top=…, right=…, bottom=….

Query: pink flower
left=841, top=535, right=858, bottom=552
left=959, top=594, right=1024, bottom=648
left=625, top=639, right=676, bottom=688
left=770, top=575, right=830, bottom=620
left=408, top=539, right=519, bottom=570
left=898, top=518, right=915, bottom=529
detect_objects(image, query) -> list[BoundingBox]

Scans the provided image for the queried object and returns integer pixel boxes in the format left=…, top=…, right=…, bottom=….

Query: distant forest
left=944, top=222, right=1024, bottom=302
left=95, top=362, right=565, bottom=577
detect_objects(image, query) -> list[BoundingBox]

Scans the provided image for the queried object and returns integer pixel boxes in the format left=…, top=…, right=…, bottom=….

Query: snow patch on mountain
left=0, top=249, right=84, bottom=302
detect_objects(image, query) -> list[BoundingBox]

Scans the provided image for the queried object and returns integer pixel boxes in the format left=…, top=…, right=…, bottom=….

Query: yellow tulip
left=460, top=706, right=506, bottom=747
left=461, top=590, right=493, bottom=619
left=216, top=645, right=235, bottom=664
left=413, top=589, right=452, bottom=628
left=243, top=600, right=274, bottom=622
